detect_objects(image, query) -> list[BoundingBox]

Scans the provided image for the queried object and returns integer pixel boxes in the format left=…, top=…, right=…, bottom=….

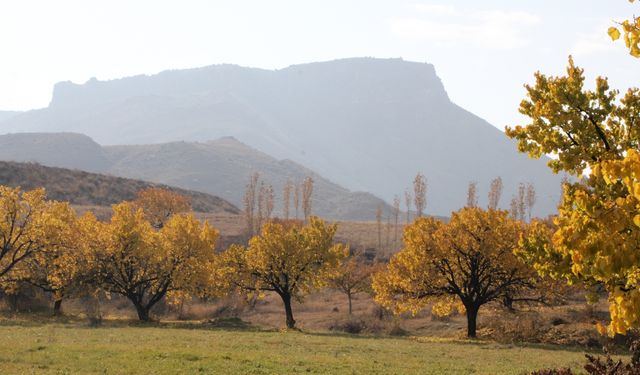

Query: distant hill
left=0, top=132, right=110, bottom=172
left=0, top=111, right=21, bottom=123
left=0, top=160, right=239, bottom=214
left=0, top=133, right=391, bottom=220
left=0, top=58, right=564, bottom=216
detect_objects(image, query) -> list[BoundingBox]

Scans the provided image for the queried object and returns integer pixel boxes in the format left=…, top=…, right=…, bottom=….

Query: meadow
left=0, top=317, right=595, bottom=374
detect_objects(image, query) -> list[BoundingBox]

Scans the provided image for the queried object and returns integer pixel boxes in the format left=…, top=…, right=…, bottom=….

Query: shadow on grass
left=0, top=313, right=621, bottom=357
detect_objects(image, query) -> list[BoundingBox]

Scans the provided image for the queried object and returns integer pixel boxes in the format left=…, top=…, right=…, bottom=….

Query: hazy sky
left=1, top=0, right=639, bottom=130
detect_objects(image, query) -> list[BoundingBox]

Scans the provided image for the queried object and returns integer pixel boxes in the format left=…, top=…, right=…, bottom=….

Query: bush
left=329, top=318, right=366, bottom=334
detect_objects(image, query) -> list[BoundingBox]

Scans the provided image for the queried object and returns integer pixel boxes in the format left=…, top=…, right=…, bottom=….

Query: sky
left=1, top=0, right=639, bottom=130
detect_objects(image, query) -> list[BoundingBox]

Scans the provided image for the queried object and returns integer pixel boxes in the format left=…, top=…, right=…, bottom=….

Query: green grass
left=0, top=319, right=595, bottom=374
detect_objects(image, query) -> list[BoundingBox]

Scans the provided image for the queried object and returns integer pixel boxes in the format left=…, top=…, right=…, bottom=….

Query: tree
left=413, top=173, right=427, bottom=218
left=294, top=182, right=300, bottom=220
left=17, top=212, right=97, bottom=315
left=488, top=177, right=503, bottom=210
left=525, top=183, right=536, bottom=222
left=373, top=208, right=536, bottom=338
left=94, top=202, right=220, bottom=321
left=392, top=195, right=401, bottom=248
left=133, top=188, right=191, bottom=229
left=608, top=1, right=640, bottom=57
left=404, top=189, right=412, bottom=224
left=301, top=177, right=314, bottom=222
left=283, top=179, right=293, bottom=220
left=505, top=57, right=640, bottom=334
left=0, top=187, right=72, bottom=284
left=223, top=217, right=347, bottom=328
left=375, top=205, right=383, bottom=251
left=328, top=255, right=378, bottom=315
left=466, top=182, right=478, bottom=207
left=243, top=173, right=260, bottom=236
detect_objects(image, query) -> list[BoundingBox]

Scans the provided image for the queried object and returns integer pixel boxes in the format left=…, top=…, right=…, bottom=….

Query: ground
left=0, top=318, right=595, bottom=374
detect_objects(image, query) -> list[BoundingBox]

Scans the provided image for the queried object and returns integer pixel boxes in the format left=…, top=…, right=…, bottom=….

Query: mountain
left=0, top=160, right=239, bottom=214
left=0, top=58, right=564, bottom=216
left=0, top=111, right=21, bottom=123
left=0, top=133, right=391, bottom=220
left=0, top=132, right=110, bottom=172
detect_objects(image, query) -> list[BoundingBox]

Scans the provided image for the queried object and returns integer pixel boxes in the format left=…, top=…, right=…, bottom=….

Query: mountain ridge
left=0, top=57, right=563, bottom=216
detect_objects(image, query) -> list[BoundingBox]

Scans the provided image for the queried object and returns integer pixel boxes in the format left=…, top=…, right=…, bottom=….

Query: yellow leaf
left=609, top=27, right=621, bottom=41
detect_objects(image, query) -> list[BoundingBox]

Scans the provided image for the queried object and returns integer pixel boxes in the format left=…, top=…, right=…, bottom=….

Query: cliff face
left=0, top=58, right=563, bottom=217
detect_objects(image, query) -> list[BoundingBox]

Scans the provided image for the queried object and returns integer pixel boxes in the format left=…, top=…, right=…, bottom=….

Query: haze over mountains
left=0, top=133, right=390, bottom=220
left=0, top=58, right=564, bottom=217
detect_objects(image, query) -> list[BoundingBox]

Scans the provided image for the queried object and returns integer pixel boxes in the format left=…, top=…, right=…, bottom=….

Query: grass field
left=0, top=319, right=597, bottom=375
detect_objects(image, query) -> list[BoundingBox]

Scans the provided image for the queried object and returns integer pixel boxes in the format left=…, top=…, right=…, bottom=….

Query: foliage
left=608, top=0, right=640, bottom=57
left=223, top=217, right=347, bottom=328
left=506, top=57, right=640, bottom=334
left=133, top=187, right=191, bottom=229
left=0, top=187, right=74, bottom=286
left=328, top=255, right=379, bottom=314
left=373, top=207, right=537, bottom=337
left=94, top=202, right=221, bottom=321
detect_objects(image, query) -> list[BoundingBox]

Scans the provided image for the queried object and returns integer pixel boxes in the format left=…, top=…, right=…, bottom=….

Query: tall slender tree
left=413, top=173, right=427, bottom=218
left=488, top=177, right=503, bottom=210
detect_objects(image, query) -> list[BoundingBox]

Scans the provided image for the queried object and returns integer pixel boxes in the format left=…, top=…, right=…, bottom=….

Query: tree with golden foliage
left=93, top=202, right=221, bottom=321
left=488, top=177, right=503, bottom=210
left=373, top=208, right=537, bottom=338
left=328, top=255, right=379, bottom=315
left=0, top=187, right=73, bottom=285
left=17, top=212, right=98, bottom=315
left=505, top=57, right=640, bottom=334
left=133, top=187, right=191, bottom=229
left=223, top=217, right=347, bottom=328
left=413, top=173, right=427, bottom=218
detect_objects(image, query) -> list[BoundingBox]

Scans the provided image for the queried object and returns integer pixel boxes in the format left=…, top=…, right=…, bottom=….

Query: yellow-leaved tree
left=328, top=254, right=380, bottom=315
left=0, top=187, right=74, bottom=287
left=373, top=208, right=538, bottom=338
left=505, top=56, right=640, bottom=334
left=223, top=217, right=347, bottom=329
left=133, top=187, right=191, bottom=229
left=94, top=202, right=222, bottom=321
left=608, top=0, right=640, bottom=57
left=15, top=210, right=98, bottom=315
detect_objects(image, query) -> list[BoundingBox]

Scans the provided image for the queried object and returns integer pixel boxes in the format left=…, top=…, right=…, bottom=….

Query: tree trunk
left=133, top=301, right=150, bottom=321
left=503, top=295, right=515, bottom=312
left=465, top=304, right=479, bottom=338
left=53, top=299, right=62, bottom=316
left=280, top=293, right=296, bottom=329
left=347, top=292, right=353, bottom=315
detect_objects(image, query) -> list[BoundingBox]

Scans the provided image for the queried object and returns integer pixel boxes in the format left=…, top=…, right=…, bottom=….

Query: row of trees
left=243, top=174, right=314, bottom=236
left=0, top=183, right=558, bottom=335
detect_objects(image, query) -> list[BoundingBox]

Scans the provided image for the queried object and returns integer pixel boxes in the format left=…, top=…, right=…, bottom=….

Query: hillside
left=0, top=133, right=390, bottom=220
left=0, top=111, right=21, bottom=123
left=0, top=160, right=239, bottom=214
left=0, top=58, right=564, bottom=216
